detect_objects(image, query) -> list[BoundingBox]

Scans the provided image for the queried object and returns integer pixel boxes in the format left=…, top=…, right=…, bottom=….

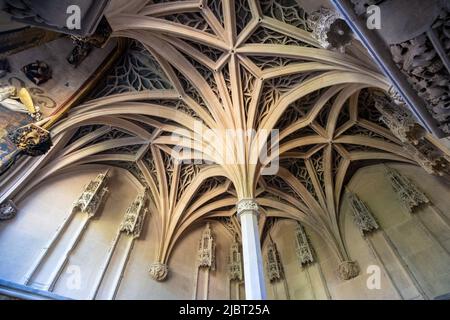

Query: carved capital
left=337, top=260, right=360, bottom=280
left=236, top=199, right=259, bottom=217
left=0, top=200, right=17, bottom=221
left=149, top=262, right=168, bottom=281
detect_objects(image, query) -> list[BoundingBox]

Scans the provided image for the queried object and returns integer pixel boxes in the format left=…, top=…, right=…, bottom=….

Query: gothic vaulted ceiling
left=7, top=0, right=424, bottom=268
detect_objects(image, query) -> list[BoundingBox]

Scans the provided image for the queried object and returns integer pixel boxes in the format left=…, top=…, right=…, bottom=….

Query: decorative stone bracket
left=0, top=200, right=17, bottom=221
left=337, top=260, right=360, bottom=280
left=149, top=262, right=169, bottom=281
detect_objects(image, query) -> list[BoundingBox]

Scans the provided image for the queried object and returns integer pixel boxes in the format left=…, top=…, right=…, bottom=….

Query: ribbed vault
left=5, top=0, right=426, bottom=269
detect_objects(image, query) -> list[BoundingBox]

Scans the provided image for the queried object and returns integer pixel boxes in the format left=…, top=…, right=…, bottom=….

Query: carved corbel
left=0, top=200, right=17, bottom=221
left=337, top=260, right=360, bottom=280
left=149, top=262, right=169, bottom=281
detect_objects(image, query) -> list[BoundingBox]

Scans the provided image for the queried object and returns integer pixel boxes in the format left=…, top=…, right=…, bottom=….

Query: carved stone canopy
left=72, top=170, right=109, bottom=217
left=294, top=223, right=314, bottom=265
left=197, top=222, right=216, bottom=270
left=228, top=235, right=243, bottom=282
left=266, top=237, right=284, bottom=282
left=119, top=194, right=147, bottom=239
left=385, top=166, right=430, bottom=213
left=347, top=192, right=379, bottom=236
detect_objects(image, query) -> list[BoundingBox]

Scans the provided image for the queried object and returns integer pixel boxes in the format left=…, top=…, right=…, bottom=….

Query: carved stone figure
left=8, top=124, right=52, bottom=156
left=347, top=192, right=379, bottom=236
left=0, top=200, right=17, bottom=220
left=385, top=166, right=430, bottom=213
left=294, top=223, right=314, bottom=265
left=120, top=194, right=147, bottom=239
left=197, top=222, right=216, bottom=270
left=72, top=170, right=109, bottom=217
left=337, top=260, right=360, bottom=280
left=149, top=262, right=168, bottom=281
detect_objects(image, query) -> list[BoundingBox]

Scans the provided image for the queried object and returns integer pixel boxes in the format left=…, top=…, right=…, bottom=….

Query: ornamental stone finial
left=149, top=262, right=168, bottom=281
left=236, top=199, right=259, bottom=217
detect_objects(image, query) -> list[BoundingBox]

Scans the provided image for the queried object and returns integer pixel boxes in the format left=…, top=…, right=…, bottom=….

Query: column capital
left=236, top=199, right=259, bottom=218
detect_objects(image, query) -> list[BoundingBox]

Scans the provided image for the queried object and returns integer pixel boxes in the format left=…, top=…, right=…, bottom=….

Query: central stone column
left=236, top=199, right=267, bottom=300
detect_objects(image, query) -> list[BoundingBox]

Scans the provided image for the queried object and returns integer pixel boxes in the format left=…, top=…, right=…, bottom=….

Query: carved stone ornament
left=295, top=223, right=314, bottom=265
left=149, top=262, right=168, bottom=281
left=228, top=235, right=243, bottom=282
left=236, top=199, right=258, bottom=217
left=72, top=170, right=109, bottom=217
left=347, top=192, right=379, bottom=236
left=390, top=25, right=450, bottom=133
left=197, top=222, right=216, bottom=270
left=373, top=93, right=426, bottom=145
left=0, top=200, right=17, bottom=220
left=386, top=167, right=430, bottom=213
left=266, top=237, right=284, bottom=282
left=8, top=124, right=52, bottom=156
left=307, top=7, right=353, bottom=51
left=337, top=260, right=360, bottom=280
left=119, top=194, right=147, bottom=239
